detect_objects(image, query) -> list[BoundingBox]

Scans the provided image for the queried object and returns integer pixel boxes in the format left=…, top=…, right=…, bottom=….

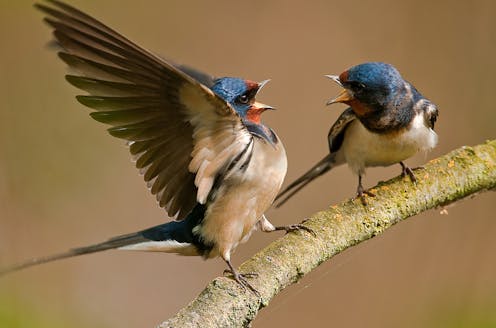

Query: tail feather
left=0, top=232, right=148, bottom=277
left=275, top=153, right=336, bottom=207
left=0, top=204, right=206, bottom=276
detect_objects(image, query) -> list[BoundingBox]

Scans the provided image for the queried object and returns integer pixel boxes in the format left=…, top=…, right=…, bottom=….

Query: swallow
left=276, top=62, right=439, bottom=206
left=0, top=0, right=312, bottom=295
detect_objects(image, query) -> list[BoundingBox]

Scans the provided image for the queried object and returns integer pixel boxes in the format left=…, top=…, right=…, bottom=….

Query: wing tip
left=76, top=95, right=104, bottom=109
left=65, top=74, right=81, bottom=87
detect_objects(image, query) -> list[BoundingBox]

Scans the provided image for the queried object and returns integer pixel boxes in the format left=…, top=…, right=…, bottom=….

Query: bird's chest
left=242, top=138, right=288, bottom=195
left=340, top=115, right=437, bottom=174
left=225, top=138, right=287, bottom=216
left=199, top=136, right=287, bottom=256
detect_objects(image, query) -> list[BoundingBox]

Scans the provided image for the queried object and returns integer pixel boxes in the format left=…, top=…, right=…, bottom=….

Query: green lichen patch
left=160, top=140, right=496, bottom=328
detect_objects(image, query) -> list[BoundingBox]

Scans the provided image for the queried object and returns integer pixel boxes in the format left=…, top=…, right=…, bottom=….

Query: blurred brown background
left=1, top=1, right=495, bottom=327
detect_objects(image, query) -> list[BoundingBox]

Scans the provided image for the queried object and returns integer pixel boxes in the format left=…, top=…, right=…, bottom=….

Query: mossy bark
left=159, top=140, right=496, bottom=328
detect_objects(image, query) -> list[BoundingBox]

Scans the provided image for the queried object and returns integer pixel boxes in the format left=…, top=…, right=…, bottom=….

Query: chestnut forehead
left=244, top=80, right=259, bottom=91
left=339, top=70, right=349, bottom=83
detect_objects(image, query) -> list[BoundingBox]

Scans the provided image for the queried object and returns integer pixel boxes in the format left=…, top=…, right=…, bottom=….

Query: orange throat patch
left=349, top=99, right=374, bottom=117
left=246, top=108, right=263, bottom=124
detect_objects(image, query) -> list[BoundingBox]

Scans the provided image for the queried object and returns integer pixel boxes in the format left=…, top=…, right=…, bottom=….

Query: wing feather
left=90, top=108, right=164, bottom=125
left=36, top=1, right=252, bottom=220
left=66, top=76, right=158, bottom=97
left=328, top=107, right=357, bottom=153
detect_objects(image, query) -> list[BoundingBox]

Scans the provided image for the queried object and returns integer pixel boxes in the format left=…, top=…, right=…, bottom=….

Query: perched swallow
left=1, top=0, right=312, bottom=294
left=276, top=62, right=439, bottom=206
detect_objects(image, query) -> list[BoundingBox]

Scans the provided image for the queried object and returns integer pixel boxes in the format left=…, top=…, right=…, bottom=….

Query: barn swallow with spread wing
left=276, top=62, right=438, bottom=206
left=0, top=0, right=312, bottom=294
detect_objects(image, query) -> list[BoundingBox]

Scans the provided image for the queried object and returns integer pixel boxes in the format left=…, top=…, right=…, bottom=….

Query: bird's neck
left=356, top=82, right=420, bottom=133
left=244, top=120, right=278, bottom=145
left=357, top=109, right=411, bottom=133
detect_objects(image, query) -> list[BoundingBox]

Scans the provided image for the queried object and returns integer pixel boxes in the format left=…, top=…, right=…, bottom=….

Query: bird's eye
left=237, top=94, right=250, bottom=104
left=348, top=81, right=366, bottom=91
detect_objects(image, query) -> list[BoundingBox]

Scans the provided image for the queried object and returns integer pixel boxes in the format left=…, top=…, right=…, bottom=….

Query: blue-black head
left=326, top=62, right=408, bottom=116
left=211, top=77, right=274, bottom=124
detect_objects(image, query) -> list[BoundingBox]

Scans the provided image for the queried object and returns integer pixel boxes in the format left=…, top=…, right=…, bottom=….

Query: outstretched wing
left=327, top=107, right=356, bottom=153
left=174, top=63, right=216, bottom=88
left=36, top=0, right=252, bottom=220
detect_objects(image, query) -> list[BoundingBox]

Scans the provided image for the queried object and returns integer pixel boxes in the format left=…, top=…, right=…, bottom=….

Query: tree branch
left=159, top=140, right=496, bottom=328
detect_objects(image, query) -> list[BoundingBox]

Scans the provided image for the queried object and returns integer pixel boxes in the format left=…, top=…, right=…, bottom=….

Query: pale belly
left=198, top=137, right=287, bottom=260
left=338, top=115, right=438, bottom=175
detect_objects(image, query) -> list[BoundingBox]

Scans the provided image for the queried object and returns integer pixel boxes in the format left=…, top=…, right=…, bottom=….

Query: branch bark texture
left=159, top=140, right=496, bottom=328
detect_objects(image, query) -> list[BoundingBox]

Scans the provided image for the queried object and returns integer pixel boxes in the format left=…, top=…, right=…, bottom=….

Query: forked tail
left=0, top=205, right=206, bottom=276
left=0, top=231, right=150, bottom=276
left=275, top=153, right=336, bottom=207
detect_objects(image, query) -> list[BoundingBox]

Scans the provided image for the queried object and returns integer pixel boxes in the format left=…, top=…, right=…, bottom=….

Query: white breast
left=196, top=136, right=287, bottom=259
left=338, top=113, right=438, bottom=175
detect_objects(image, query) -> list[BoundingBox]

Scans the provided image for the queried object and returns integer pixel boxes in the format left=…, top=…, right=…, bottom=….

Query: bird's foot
left=223, top=269, right=258, bottom=279
left=400, top=162, right=418, bottom=183
left=356, top=175, right=375, bottom=206
left=274, top=223, right=316, bottom=237
left=356, top=188, right=375, bottom=206
left=223, top=269, right=260, bottom=297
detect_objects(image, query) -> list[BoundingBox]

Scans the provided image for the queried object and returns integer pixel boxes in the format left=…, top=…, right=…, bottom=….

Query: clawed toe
left=224, top=269, right=258, bottom=279
left=275, top=224, right=316, bottom=236
left=401, top=168, right=416, bottom=183
left=291, top=224, right=317, bottom=237
left=362, top=190, right=375, bottom=197
left=356, top=175, right=375, bottom=206
left=239, top=272, right=258, bottom=278
left=224, top=269, right=260, bottom=296
left=356, top=189, right=375, bottom=206
left=400, top=162, right=418, bottom=183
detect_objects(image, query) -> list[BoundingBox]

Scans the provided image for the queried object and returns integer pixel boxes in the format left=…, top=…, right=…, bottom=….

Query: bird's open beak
left=253, top=101, right=275, bottom=111
left=326, top=89, right=353, bottom=105
left=252, top=81, right=275, bottom=114
left=325, top=75, right=342, bottom=86
left=325, top=75, right=353, bottom=106
left=256, top=79, right=271, bottom=94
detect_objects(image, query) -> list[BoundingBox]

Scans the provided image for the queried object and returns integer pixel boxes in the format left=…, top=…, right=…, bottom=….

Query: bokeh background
left=1, top=1, right=495, bottom=327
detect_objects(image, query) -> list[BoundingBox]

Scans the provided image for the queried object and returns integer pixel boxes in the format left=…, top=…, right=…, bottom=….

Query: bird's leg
left=259, top=215, right=315, bottom=236
left=400, top=161, right=417, bottom=183
left=356, top=174, right=375, bottom=205
left=223, top=259, right=260, bottom=297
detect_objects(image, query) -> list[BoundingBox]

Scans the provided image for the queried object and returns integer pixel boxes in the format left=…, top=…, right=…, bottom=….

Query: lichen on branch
left=159, top=140, right=496, bottom=328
